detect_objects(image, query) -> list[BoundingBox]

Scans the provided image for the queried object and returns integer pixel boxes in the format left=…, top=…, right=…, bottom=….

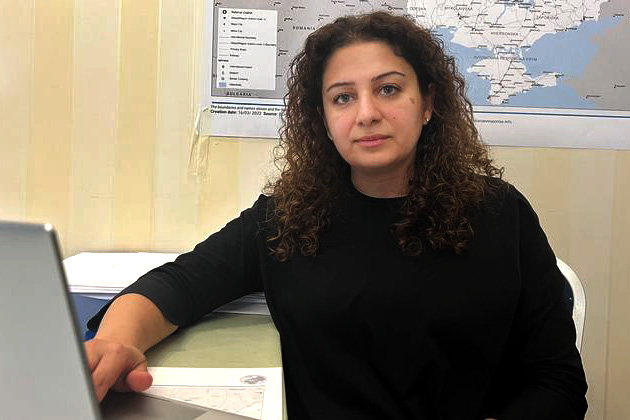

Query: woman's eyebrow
left=372, top=71, right=406, bottom=82
left=324, top=71, right=406, bottom=93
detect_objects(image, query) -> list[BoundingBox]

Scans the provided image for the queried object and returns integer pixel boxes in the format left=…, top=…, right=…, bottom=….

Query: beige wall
left=0, top=1, right=628, bottom=418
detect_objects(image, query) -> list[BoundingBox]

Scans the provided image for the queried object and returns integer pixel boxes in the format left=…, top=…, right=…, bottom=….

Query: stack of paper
left=63, top=252, right=269, bottom=315
left=215, top=291, right=269, bottom=316
left=63, top=252, right=179, bottom=295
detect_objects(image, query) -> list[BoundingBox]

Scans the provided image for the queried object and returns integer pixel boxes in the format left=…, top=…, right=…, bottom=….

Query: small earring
left=423, top=117, right=431, bottom=126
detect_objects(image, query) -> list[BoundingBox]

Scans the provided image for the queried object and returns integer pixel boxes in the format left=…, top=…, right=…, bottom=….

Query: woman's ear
left=424, top=83, right=436, bottom=123
left=323, top=120, right=333, bottom=140
left=318, top=107, right=333, bottom=140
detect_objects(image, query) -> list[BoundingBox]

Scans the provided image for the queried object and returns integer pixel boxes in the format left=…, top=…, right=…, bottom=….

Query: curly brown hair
left=265, top=11, right=503, bottom=261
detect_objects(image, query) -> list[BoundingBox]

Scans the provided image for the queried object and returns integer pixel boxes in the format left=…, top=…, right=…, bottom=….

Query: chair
left=556, top=258, right=586, bottom=352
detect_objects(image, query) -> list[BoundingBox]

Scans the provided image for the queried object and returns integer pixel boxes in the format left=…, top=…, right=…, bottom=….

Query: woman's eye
left=380, top=85, right=399, bottom=96
left=333, top=93, right=352, bottom=104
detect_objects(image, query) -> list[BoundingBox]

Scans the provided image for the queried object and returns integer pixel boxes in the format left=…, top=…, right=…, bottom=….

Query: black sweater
left=89, top=182, right=587, bottom=419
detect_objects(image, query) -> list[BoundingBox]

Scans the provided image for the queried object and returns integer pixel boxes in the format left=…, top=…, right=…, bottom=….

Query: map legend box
left=216, top=8, right=278, bottom=90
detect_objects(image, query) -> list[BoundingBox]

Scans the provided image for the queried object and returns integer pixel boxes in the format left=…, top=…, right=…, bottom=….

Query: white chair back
left=556, top=258, right=585, bottom=352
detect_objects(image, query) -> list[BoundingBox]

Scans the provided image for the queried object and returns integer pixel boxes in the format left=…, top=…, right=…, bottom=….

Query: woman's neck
left=350, top=171, right=409, bottom=198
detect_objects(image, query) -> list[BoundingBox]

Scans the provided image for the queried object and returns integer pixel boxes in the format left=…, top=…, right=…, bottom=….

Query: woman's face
left=321, top=41, right=433, bottom=186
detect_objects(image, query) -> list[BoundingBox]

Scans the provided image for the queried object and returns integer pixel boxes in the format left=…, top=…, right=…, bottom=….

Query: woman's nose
left=355, top=95, right=382, bottom=127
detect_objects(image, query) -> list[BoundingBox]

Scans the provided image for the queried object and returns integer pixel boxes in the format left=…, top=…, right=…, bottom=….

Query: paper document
left=145, top=367, right=283, bottom=420
left=63, top=252, right=179, bottom=293
left=63, top=252, right=270, bottom=315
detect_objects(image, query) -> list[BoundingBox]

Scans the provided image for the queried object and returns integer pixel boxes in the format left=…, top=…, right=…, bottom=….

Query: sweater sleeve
left=87, top=195, right=268, bottom=332
left=490, top=188, right=588, bottom=419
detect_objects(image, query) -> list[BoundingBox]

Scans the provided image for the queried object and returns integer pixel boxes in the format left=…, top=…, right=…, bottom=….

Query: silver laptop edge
left=0, top=221, right=251, bottom=420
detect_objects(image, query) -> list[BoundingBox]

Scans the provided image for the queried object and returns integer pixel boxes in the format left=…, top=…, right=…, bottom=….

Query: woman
left=87, top=11, right=588, bottom=419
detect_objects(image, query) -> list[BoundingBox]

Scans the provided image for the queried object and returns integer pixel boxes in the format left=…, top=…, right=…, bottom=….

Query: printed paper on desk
left=144, top=367, right=283, bottom=420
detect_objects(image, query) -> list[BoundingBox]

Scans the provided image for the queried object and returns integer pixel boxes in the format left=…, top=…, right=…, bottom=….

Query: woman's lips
left=356, top=135, right=389, bottom=147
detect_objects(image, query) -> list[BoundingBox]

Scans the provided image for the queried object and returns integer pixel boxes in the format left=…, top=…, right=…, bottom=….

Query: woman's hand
left=84, top=294, right=178, bottom=401
left=84, top=338, right=153, bottom=402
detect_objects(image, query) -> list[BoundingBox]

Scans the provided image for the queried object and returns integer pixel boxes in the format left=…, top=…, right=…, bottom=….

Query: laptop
left=0, top=221, right=252, bottom=420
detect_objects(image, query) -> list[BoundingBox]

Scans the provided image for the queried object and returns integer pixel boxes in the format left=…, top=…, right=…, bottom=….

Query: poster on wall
left=200, top=0, right=630, bottom=149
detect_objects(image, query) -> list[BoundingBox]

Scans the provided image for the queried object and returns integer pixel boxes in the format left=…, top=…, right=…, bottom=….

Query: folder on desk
left=70, top=293, right=108, bottom=339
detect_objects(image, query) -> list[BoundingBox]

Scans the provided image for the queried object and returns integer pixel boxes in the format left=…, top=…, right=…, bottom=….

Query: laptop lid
left=0, top=221, right=101, bottom=419
left=0, top=221, right=251, bottom=420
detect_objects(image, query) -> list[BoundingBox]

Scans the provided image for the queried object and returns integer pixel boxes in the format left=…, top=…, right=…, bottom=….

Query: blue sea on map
left=434, top=17, right=620, bottom=110
left=508, top=17, right=619, bottom=109
left=433, top=28, right=492, bottom=105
